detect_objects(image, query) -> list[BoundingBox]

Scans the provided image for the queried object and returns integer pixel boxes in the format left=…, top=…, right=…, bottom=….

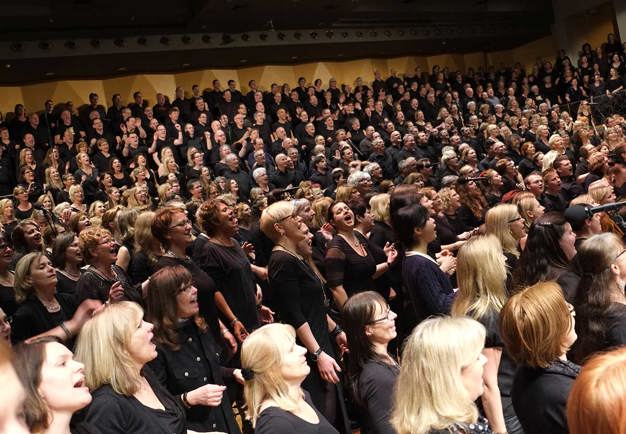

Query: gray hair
left=347, top=171, right=371, bottom=187
left=252, top=167, right=267, bottom=180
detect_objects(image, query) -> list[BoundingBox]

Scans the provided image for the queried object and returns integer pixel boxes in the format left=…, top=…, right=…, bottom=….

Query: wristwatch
left=310, top=347, right=323, bottom=362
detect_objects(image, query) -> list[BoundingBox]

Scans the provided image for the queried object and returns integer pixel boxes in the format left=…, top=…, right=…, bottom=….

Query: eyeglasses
left=508, top=215, right=524, bottom=223
left=98, top=238, right=114, bottom=246
left=368, top=308, right=393, bottom=324
left=567, top=302, right=576, bottom=317
left=170, top=218, right=191, bottom=229
left=616, top=248, right=626, bottom=261
left=276, top=214, right=297, bottom=224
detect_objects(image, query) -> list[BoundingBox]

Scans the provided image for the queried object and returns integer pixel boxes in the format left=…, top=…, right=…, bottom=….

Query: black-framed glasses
left=508, top=215, right=524, bottom=223
left=368, top=308, right=392, bottom=324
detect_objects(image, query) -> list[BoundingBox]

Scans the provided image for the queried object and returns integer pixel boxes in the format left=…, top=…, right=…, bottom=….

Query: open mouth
left=74, top=377, right=85, bottom=388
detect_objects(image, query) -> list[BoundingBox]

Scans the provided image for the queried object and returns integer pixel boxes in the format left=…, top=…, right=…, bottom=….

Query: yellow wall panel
left=463, top=52, right=486, bottom=70
left=0, top=87, right=24, bottom=117
left=0, top=36, right=561, bottom=115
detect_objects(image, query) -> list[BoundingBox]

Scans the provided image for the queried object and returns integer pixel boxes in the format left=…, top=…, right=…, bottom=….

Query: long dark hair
left=342, top=291, right=392, bottom=406
left=144, top=266, right=206, bottom=350
left=513, top=212, right=571, bottom=289
left=571, top=233, right=623, bottom=364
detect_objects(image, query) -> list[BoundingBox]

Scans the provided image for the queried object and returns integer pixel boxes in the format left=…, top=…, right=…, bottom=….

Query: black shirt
left=512, top=360, right=579, bottom=434
left=255, top=392, right=339, bottom=434
left=84, top=367, right=186, bottom=434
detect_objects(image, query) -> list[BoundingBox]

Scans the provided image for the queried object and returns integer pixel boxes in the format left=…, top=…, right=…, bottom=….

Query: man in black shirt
left=128, top=91, right=148, bottom=118
left=223, top=154, right=251, bottom=201
left=270, top=153, right=295, bottom=188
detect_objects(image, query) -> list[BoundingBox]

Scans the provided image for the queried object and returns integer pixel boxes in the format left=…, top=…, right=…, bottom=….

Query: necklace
left=38, top=296, right=61, bottom=313
left=275, top=244, right=303, bottom=260
left=164, top=250, right=189, bottom=261
left=339, top=233, right=366, bottom=255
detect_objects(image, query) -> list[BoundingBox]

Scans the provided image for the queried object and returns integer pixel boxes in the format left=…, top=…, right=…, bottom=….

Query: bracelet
left=59, top=322, right=73, bottom=340
left=221, top=329, right=230, bottom=336
left=229, top=318, right=239, bottom=327
left=310, top=347, right=323, bottom=362
left=330, top=324, right=344, bottom=338
left=181, top=392, right=191, bottom=408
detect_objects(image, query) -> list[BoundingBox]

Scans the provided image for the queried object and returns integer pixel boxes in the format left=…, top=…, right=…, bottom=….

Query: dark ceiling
left=0, top=0, right=555, bottom=84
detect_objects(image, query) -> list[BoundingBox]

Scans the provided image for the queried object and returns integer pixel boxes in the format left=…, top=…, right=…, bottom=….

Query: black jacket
left=512, top=359, right=580, bottom=434
left=148, top=320, right=241, bottom=434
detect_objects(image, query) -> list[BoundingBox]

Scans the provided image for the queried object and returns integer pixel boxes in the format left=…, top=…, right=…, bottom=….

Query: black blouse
left=56, top=269, right=80, bottom=295
left=324, top=232, right=377, bottom=298
left=0, top=281, right=16, bottom=318
left=11, top=292, right=77, bottom=344
left=74, top=265, right=141, bottom=305
left=84, top=367, right=186, bottom=434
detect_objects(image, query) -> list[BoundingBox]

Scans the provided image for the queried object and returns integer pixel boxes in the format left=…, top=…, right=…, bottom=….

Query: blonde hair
left=391, top=316, right=486, bottom=434
left=335, top=185, right=356, bottom=203
left=134, top=211, right=160, bottom=257
left=69, top=184, right=83, bottom=203
left=311, top=197, right=333, bottom=230
left=515, top=191, right=540, bottom=228
left=74, top=302, right=145, bottom=395
left=589, top=179, right=613, bottom=205
left=241, top=324, right=302, bottom=426
left=451, top=235, right=508, bottom=320
left=14, top=252, right=46, bottom=303
left=259, top=201, right=295, bottom=243
left=485, top=203, right=521, bottom=257
left=369, top=193, right=390, bottom=224
left=0, top=198, right=14, bottom=224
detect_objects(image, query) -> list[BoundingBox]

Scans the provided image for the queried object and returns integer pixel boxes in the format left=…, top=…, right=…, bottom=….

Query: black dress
left=356, top=360, right=399, bottom=434
left=255, top=392, right=339, bottom=434
left=11, top=292, right=77, bottom=344
left=269, top=249, right=351, bottom=433
left=148, top=320, right=241, bottom=434
left=56, top=269, right=80, bottom=295
left=84, top=367, right=186, bottom=434
left=191, top=234, right=259, bottom=331
left=324, top=232, right=377, bottom=299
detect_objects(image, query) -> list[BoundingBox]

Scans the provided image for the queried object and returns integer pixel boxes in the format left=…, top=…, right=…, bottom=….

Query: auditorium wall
left=0, top=35, right=557, bottom=116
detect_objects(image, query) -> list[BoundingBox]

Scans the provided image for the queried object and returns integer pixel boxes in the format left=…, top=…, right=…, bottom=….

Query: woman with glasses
left=500, top=281, right=579, bottom=434
left=74, top=226, right=140, bottom=305
left=152, top=206, right=237, bottom=354
left=485, top=204, right=527, bottom=270
left=570, top=233, right=626, bottom=364
left=343, top=291, right=398, bottom=434
left=145, top=266, right=241, bottom=434
left=261, top=201, right=349, bottom=430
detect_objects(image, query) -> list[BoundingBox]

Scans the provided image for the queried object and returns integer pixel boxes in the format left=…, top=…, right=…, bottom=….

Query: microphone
left=565, top=201, right=626, bottom=221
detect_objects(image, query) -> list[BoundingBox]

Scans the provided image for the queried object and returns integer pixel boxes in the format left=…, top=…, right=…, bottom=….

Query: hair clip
left=241, top=368, right=255, bottom=381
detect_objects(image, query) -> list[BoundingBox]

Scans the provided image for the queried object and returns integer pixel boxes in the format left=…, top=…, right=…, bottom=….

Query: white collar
left=405, top=250, right=438, bottom=265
